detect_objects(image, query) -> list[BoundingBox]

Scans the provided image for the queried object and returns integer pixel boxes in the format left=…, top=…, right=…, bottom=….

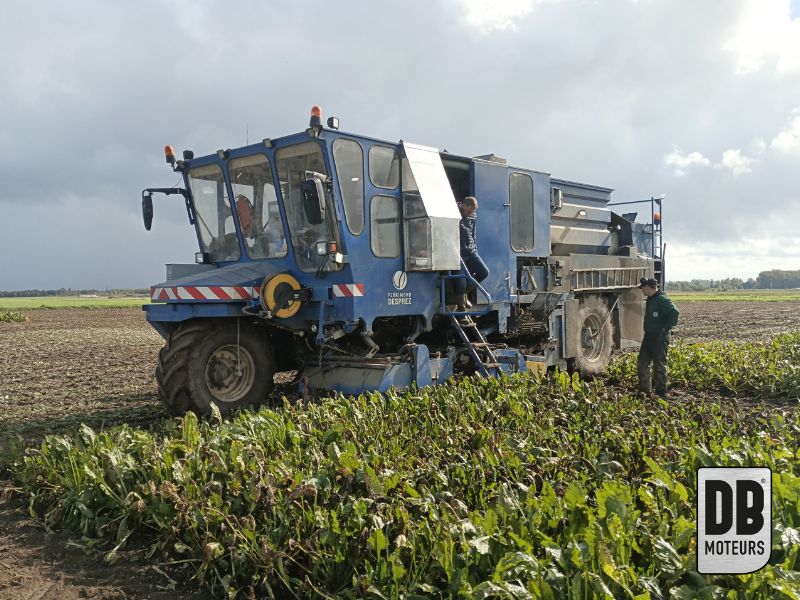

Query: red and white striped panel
left=332, top=283, right=365, bottom=298
left=150, top=286, right=258, bottom=302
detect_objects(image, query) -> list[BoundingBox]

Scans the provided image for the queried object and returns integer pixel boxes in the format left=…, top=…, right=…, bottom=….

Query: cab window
left=509, top=172, right=534, bottom=252
left=370, top=195, right=401, bottom=257
left=275, top=141, right=341, bottom=272
left=369, top=145, right=400, bottom=189
left=228, top=154, right=287, bottom=259
left=187, top=164, right=240, bottom=262
left=332, top=139, right=365, bottom=235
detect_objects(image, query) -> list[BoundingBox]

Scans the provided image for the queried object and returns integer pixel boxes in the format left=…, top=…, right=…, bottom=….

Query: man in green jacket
left=637, top=277, right=680, bottom=398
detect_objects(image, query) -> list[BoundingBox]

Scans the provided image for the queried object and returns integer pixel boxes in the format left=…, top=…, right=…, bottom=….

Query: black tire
left=573, top=295, right=614, bottom=376
left=156, top=320, right=275, bottom=416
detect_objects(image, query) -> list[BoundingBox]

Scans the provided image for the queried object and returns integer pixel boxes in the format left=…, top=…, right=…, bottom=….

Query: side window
left=509, top=172, right=534, bottom=252
left=332, top=139, right=365, bottom=235
left=187, top=164, right=240, bottom=262
left=369, top=145, right=400, bottom=189
left=275, top=141, right=341, bottom=273
left=370, top=195, right=401, bottom=257
left=229, top=154, right=288, bottom=259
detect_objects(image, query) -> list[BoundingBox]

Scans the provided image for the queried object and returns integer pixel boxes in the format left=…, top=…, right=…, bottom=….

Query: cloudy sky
left=1, top=0, right=798, bottom=289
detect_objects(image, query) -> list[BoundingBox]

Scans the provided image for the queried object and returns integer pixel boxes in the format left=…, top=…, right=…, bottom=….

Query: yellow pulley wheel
left=260, top=273, right=302, bottom=318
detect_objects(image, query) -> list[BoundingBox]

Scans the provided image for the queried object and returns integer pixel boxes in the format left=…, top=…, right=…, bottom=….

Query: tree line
left=0, top=288, right=150, bottom=297
left=667, top=270, right=800, bottom=291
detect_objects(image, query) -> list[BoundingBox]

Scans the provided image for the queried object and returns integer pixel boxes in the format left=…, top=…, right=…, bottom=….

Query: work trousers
left=455, top=254, right=489, bottom=294
left=637, top=332, right=670, bottom=396
left=464, top=254, right=489, bottom=283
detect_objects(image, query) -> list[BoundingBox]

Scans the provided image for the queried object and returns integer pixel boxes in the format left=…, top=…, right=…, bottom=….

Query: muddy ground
left=0, top=301, right=798, bottom=598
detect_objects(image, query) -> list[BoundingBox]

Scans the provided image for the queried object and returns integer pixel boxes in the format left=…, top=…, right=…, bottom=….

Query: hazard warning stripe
left=210, top=285, right=230, bottom=300
left=332, top=283, right=366, bottom=298
left=150, top=286, right=258, bottom=302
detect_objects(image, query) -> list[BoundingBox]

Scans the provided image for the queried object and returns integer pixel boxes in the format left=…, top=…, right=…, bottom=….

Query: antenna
left=246, top=123, right=249, bottom=145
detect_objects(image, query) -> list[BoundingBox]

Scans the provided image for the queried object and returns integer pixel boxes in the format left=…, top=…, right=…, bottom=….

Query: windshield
left=275, top=141, right=340, bottom=272
left=187, top=164, right=240, bottom=262
left=229, top=154, right=288, bottom=259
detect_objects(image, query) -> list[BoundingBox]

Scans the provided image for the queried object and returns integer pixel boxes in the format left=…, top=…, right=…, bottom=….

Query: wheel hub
left=205, top=344, right=256, bottom=403
left=580, top=314, right=604, bottom=361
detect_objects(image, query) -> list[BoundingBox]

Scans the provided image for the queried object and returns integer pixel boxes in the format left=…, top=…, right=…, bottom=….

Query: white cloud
left=770, top=113, right=800, bottom=154
left=664, top=147, right=758, bottom=177
left=719, top=148, right=757, bottom=176
left=456, top=0, right=543, bottom=32
left=724, top=0, right=800, bottom=74
left=663, top=148, right=711, bottom=176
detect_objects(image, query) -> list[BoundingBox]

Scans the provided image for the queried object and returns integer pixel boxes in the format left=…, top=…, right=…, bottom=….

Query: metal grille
left=570, top=267, right=649, bottom=292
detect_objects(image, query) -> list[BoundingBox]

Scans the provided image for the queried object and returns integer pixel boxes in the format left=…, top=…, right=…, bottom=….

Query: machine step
left=449, top=314, right=501, bottom=377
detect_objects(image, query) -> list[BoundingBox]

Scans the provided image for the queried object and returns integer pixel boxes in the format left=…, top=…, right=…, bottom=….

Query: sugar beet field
left=0, top=300, right=799, bottom=599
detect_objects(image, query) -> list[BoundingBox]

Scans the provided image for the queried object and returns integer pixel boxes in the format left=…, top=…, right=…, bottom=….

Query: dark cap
left=638, top=277, right=658, bottom=289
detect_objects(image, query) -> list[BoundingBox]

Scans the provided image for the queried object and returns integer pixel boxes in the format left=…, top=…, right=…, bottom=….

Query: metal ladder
left=449, top=314, right=501, bottom=377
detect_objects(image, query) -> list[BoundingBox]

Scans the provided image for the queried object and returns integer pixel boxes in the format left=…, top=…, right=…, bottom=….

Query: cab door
left=471, top=159, right=512, bottom=303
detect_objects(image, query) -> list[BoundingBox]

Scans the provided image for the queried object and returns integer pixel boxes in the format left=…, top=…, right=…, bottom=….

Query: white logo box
left=697, top=467, right=772, bottom=574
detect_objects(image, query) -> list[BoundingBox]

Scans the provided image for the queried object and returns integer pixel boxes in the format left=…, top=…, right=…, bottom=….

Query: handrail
left=438, top=259, right=493, bottom=315
left=459, top=258, right=493, bottom=305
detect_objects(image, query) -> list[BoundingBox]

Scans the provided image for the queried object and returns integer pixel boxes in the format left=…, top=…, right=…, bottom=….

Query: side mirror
left=142, top=193, right=153, bottom=230
left=300, top=177, right=326, bottom=225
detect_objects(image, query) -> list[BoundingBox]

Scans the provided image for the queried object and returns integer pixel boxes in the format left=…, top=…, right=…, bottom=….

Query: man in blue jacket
left=458, top=196, right=489, bottom=311
left=637, top=277, right=680, bottom=398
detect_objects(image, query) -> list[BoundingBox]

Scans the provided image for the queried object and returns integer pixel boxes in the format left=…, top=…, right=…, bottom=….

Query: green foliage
left=0, top=296, right=150, bottom=310
left=668, top=270, right=800, bottom=292
left=0, top=310, right=26, bottom=323
left=607, top=332, right=800, bottom=398
left=9, top=335, right=800, bottom=598
left=668, top=290, right=800, bottom=302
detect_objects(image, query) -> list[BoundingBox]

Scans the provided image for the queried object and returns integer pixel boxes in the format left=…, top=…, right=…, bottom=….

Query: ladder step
left=483, top=362, right=501, bottom=368
left=471, top=342, right=491, bottom=347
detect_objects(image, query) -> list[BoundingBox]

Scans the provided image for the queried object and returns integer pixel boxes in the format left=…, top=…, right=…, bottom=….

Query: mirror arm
left=304, top=171, right=332, bottom=189
left=142, top=187, right=188, bottom=198
left=140, top=188, right=191, bottom=231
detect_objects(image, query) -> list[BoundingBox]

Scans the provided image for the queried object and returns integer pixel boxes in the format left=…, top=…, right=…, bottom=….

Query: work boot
left=456, top=294, right=467, bottom=312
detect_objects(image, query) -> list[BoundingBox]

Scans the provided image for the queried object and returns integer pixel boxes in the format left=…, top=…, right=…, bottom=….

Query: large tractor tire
left=156, top=320, right=275, bottom=416
left=572, top=295, right=614, bottom=377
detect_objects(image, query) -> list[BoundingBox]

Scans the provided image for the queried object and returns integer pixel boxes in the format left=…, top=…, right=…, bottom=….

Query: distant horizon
left=3, top=269, right=800, bottom=294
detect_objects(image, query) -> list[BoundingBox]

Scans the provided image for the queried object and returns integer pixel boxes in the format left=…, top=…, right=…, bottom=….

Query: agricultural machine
left=141, top=107, right=664, bottom=415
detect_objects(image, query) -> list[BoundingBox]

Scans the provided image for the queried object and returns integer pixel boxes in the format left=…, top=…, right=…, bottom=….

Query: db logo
left=697, top=467, right=771, bottom=574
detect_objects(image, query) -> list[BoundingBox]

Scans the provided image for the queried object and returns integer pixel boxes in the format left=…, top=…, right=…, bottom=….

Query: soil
left=672, top=300, right=800, bottom=343
left=0, top=302, right=797, bottom=597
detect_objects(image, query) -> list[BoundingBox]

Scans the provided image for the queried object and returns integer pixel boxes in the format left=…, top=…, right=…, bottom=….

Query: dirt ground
left=671, top=300, right=800, bottom=343
left=0, top=301, right=798, bottom=598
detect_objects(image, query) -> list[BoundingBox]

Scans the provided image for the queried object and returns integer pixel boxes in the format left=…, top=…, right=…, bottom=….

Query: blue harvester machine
left=141, top=107, right=663, bottom=415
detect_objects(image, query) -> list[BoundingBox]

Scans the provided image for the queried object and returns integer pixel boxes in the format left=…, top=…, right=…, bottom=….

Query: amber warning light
left=309, top=105, right=322, bottom=128
left=164, top=145, right=176, bottom=166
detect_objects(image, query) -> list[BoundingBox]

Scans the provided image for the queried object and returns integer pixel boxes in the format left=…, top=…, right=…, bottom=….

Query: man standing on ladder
left=637, top=277, right=680, bottom=399
left=457, top=196, right=489, bottom=312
